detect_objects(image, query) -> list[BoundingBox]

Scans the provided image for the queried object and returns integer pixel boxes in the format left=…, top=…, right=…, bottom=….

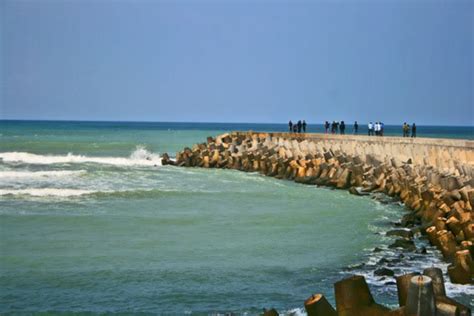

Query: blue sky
left=1, top=0, right=473, bottom=125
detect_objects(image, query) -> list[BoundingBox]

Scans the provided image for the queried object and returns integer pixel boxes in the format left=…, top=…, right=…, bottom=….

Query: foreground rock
left=374, top=267, right=395, bottom=277
left=300, top=274, right=470, bottom=316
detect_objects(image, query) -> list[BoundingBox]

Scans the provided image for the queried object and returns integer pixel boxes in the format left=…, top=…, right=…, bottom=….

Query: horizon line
left=0, top=118, right=473, bottom=128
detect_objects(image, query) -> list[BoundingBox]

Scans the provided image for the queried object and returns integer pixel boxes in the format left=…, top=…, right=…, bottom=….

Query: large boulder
left=336, top=168, right=352, bottom=189
left=161, top=153, right=175, bottom=166
left=388, top=239, right=416, bottom=251
left=374, top=267, right=395, bottom=277
left=349, top=186, right=370, bottom=196
left=386, top=229, right=414, bottom=239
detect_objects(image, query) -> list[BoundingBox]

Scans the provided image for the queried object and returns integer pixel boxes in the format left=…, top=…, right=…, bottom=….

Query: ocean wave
left=0, top=187, right=218, bottom=198
left=0, top=170, right=87, bottom=180
left=0, top=188, right=95, bottom=197
left=0, top=146, right=162, bottom=167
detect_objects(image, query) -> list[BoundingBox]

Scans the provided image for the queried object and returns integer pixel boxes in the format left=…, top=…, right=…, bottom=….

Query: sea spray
left=0, top=146, right=162, bottom=167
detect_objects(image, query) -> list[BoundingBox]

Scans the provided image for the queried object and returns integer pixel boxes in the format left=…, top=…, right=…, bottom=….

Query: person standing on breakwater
left=402, top=123, right=408, bottom=137
left=368, top=122, right=374, bottom=136
left=293, top=124, right=297, bottom=133
left=375, top=122, right=381, bottom=136
left=353, top=121, right=359, bottom=134
left=325, top=121, right=330, bottom=134
left=297, top=120, right=302, bottom=133
left=340, top=121, right=346, bottom=134
left=411, top=123, right=417, bottom=137
left=289, top=120, right=293, bottom=132
left=302, top=120, right=307, bottom=133
left=380, top=122, right=384, bottom=136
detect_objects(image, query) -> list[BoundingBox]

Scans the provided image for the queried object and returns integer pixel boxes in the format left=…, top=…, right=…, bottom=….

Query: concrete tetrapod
left=447, top=250, right=474, bottom=284
left=461, top=240, right=474, bottom=258
left=435, top=296, right=471, bottom=316
left=396, top=272, right=418, bottom=307
left=400, top=269, right=471, bottom=316
left=304, top=294, right=337, bottom=316
left=426, top=226, right=440, bottom=248
left=405, top=275, right=436, bottom=316
left=435, top=300, right=460, bottom=316
left=334, top=275, right=391, bottom=316
left=423, top=267, right=446, bottom=297
left=437, top=230, right=458, bottom=260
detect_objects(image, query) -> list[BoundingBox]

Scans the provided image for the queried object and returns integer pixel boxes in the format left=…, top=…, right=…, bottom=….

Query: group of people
left=403, top=122, right=417, bottom=138
left=324, top=121, right=358, bottom=135
left=367, top=122, right=385, bottom=136
left=288, top=120, right=307, bottom=133
left=287, top=120, right=418, bottom=138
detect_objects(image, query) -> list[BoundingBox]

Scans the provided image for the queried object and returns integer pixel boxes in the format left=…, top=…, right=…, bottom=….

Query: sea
left=0, top=120, right=473, bottom=315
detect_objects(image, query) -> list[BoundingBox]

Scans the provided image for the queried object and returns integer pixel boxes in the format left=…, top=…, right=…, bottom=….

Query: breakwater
left=163, top=131, right=473, bottom=313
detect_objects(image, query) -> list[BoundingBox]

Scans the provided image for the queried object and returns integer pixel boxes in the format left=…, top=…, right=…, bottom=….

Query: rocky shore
left=162, top=131, right=473, bottom=315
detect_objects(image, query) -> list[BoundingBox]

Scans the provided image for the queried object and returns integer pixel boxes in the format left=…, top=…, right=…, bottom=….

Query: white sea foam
left=0, top=146, right=162, bottom=167
left=0, top=170, right=87, bottom=180
left=282, top=307, right=305, bottom=316
left=0, top=188, right=96, bottom=197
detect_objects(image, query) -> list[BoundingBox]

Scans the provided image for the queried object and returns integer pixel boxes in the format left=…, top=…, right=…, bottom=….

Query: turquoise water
left=0, top=121, right=472, bottom=314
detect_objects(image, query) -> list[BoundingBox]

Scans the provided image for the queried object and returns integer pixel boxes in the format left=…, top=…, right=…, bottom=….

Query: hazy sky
left=1, top=0, right=473, bottom=125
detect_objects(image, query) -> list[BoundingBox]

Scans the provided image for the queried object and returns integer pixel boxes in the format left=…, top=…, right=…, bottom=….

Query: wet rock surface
left=374, top=267, right=395, bottom=276
left=386, top=229, right=414, bottom=239
left=389, top=239, right=417, bottom=251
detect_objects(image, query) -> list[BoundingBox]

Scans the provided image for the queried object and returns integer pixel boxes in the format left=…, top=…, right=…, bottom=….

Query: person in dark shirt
left=297, top=120, right=302, bottom=133
left=411, top=123, right=417, bottom=138
left=302, top=120, right=307, bottom=133
left=293, top=124, right=297, bottom=133
left=354, top=121, right=359, bottom=134
left=340, top=121, right=346, bottom=134
left=325, top=121, right=330, bottom=134
left=289, top=120, right=293, bottom=132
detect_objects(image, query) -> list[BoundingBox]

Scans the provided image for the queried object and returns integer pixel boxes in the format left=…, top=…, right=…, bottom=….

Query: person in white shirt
left=368, top=122, right=374, bottom=136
